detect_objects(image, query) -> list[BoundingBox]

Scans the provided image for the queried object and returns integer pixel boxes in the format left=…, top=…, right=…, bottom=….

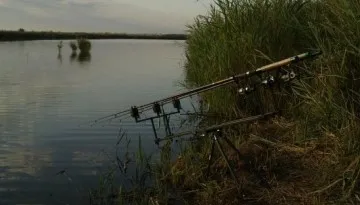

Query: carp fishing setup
left=93, top=50, right=322, bottom=143
left=91, top=50, right=322, bottom=189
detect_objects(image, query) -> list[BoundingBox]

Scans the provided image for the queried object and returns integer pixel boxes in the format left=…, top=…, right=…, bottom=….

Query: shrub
left=69, top=41, right=78, bottom=52
left=77, top=38, right=91, bottom=53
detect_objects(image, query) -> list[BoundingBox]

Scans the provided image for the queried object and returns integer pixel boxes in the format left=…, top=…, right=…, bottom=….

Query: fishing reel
left=236, top=74, right=273, bottom=95
left=255, top=68, right=297, bottom=91
left=238, top=86, right=255, bottom=95
left=279, top=69, right=297, bottom=82
left=256, top=68, right=298, bottom=91
left=261, top=75, right=276, bottom=88
left=233, top=74, right=256, bottom=96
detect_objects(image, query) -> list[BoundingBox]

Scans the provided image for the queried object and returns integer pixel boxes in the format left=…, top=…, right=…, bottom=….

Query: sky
left=0, top=0, right=212, bottom=33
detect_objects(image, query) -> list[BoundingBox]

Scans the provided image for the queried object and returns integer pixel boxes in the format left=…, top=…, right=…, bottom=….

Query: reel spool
left=280, top=70, right=296, bottom=82
left=261, top=75, right=276, bottom=88
left=238, top=86, right=255, bottom=95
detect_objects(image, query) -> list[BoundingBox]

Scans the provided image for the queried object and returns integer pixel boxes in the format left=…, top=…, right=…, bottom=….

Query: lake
left=0, top=40, right=196, bottom=204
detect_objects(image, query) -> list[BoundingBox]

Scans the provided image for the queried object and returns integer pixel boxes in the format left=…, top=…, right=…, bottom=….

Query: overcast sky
left=0, top=0, right=212, bottom=33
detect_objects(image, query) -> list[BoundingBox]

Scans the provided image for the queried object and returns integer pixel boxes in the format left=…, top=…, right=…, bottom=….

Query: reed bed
left=176, top=0, right=360, bottom=204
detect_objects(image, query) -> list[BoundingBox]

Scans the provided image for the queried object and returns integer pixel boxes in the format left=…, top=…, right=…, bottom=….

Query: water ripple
left=0, top=39, right=189, bottom=205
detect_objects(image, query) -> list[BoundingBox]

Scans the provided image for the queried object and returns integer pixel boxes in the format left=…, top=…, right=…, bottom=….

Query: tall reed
left=181, top=0, right=360, bottom=203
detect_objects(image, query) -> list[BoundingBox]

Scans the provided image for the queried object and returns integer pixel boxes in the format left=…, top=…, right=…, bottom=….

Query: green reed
left=180, top=0, right=360, bottom=204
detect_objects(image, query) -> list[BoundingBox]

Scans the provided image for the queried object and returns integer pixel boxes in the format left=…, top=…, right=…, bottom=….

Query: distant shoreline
left=0, top=30, right=187, bottom=41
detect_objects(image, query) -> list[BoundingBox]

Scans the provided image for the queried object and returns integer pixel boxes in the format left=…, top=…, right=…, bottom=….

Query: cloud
left=0, top=0, right=210, bottom=33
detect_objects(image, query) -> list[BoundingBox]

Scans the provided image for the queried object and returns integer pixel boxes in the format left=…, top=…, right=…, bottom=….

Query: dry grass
left=165, top=117, right=359, bottom=204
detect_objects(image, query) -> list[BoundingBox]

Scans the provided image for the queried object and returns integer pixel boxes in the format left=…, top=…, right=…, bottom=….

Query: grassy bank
left=89, top=0, right=360, bottom=204
left=177, top=0, right=360, bottom=204
left=0, top=30, right=187, bottom=41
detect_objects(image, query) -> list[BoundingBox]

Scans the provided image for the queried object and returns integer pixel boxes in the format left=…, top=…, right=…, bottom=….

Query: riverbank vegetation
left=0, top=30, right=186, bottom=41
left=69, top=41, right=78, bottom=52
left=78, top=38, right=92, bottom=53
left=89, top=0, right=360, bottom=204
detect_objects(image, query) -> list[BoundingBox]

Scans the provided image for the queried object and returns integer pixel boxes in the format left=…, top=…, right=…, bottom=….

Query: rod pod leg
left=160, top=105, right=174, bottom=137
left=221, top=136, right=242, bottom=161
left=164, top=115, right=172, bottom=136
left=206, top=137, right=216, bottom=177
left=213, top=132, right=242, bottom=191
left=150, top=118, right=159, bottom=145
left=222, top=132, right=271, bottom=189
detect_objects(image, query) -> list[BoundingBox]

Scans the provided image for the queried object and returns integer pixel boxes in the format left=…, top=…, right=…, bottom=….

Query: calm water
left=0, top=40, right=194, bottom=204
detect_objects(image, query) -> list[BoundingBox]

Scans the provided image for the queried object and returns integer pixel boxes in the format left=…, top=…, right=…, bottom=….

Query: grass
left=0, top=30, right=187, bottom=41
left=176, top=0, right=360, bottom=204
left=88, top=132, right=180, bottom=205
left=89, top=0, right=360, bottom=204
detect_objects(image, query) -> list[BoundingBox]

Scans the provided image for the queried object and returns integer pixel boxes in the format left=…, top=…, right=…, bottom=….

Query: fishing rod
left=157, top=111, right=278, bottom=142
left=92, top=50, right=322, bottom=125
left=91, top=79, right=230, bottom=125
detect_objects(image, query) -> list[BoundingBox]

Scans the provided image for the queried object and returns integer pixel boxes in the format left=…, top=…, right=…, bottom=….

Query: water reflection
left=57, top=53, right=62, bottom=64
left=0, top=39, right=187, bottom=204
left=77, top=51, right=91, bottom=63
left=70, top=51, right=77, bottom=63
left=17, top=41, right=25, bottom=48
left=0, top=146, right=53, bottom=177
left=69, top=50, right=91, bottom=65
